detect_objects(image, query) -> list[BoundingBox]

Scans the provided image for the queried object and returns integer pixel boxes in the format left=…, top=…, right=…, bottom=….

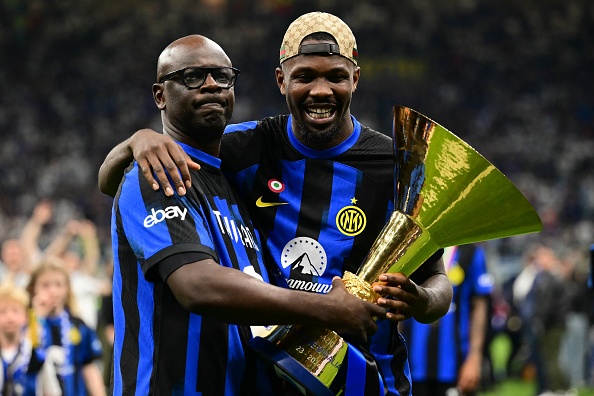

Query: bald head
left=157, top=35, right=232, bottom=81
left=152, top=34, right=236, bottom=153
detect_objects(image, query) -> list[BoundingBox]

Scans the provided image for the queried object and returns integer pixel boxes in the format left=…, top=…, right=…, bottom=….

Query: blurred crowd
left=0, top=0, right=593, bottom=394
left=489, top=243, right=593, bottom=394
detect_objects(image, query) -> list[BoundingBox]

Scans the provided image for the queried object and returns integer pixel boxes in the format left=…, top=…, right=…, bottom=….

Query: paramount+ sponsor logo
left=280, top=237, right=331, bottom=293
left=143, top=206, right=188, bottom=228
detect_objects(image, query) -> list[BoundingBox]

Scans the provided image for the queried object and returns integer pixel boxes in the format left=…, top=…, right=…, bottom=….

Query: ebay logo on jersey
left=143, top=206, right=187, bottom=228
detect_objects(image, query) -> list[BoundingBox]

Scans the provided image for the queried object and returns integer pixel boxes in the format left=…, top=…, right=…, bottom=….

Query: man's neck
left=162, top=128, right=222, bottom=158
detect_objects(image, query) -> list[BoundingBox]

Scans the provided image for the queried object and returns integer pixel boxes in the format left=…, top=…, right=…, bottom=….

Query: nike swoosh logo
left=256, top=196, right=289, bottom=208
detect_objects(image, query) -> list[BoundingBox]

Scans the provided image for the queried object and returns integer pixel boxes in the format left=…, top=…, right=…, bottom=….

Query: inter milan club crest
left=336, top=197, right=367, bottom=237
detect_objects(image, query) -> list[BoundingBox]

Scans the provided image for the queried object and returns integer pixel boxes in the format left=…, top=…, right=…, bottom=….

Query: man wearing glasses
left=110, top=34, right=388, bottom=395
left=103, top=12, right=453, bottom=396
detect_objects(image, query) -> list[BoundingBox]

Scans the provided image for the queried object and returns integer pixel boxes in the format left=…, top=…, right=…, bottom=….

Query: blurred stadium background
left=1, top=0, right=593, bottom=393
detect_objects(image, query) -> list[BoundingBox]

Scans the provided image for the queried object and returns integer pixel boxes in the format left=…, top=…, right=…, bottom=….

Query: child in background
left=0, top=281, right=60, bottom=395
left=26, top=260, right=105, bottom=396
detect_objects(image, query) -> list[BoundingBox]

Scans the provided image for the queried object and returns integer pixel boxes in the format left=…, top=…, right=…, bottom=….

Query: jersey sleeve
left=114, top=162, right=217, bottom=282
left=409, top=248, right=445, bottom=285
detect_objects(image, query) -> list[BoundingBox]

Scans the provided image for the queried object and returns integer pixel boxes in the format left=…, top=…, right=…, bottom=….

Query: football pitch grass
left=478, top=334, right=594, bottom=396
left=479, top=379, right=594, bottom=395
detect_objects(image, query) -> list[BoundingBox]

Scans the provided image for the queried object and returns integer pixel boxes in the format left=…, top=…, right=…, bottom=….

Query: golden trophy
left=250, top=106, right=543, bottom=395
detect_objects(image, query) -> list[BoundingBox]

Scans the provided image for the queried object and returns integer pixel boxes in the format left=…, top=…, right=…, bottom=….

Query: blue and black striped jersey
left=111, top=143, right=270, bottom=395
left=221, top=114, right=435, bottom=395
left=0, top=337, right=46, bottom=396
left=223, top=115, right=395, bottom=290
left=401, top=245, right=494, bottom=384
left=41, top=312, right=103, bottom=396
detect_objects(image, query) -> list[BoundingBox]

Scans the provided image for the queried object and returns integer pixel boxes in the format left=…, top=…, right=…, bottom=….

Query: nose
left=200, top=72, right=221, bottom=91
left=309, top=77, right=333, bottom=98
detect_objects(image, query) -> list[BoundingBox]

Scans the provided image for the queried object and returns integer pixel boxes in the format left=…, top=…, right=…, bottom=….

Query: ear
left=153, top=83, right=166, bottom=110
left=352, top=66, right=360, bottom=93
left=275, top=67, right=286, bottom=95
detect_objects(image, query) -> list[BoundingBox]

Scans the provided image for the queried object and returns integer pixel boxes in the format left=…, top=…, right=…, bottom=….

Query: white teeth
left=308, top=108, right=332, bottom=119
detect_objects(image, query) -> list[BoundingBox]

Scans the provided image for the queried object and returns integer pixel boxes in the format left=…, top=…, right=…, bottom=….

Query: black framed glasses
left=158, top=66, right=241, bottom=89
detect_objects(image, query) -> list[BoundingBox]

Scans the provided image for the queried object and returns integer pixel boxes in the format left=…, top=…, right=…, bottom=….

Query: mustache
left=194, top=96, right=227, bottom=107
left=303, top=99, right=337, bottom=106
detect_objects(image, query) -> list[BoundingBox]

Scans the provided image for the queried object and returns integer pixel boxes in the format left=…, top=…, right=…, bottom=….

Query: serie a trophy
left=250, top=106, right=543, bottom=395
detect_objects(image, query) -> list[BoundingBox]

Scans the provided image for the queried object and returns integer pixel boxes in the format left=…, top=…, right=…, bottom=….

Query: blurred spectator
left=42, top=219, right=110, bottom=330
left=20, top=200, right=110, bottom=330
left=0, top=239, right=30, bottom=290
left=0, top=281, right=61, bottom=395
left=26, top=259, right=105, bottom=396
left=97, top=260, right=113, bottom=389
left=512, top=245, right=569, bottom=395
left=558, top=250, right=591, bottom=389
left=500, top=271, right=526, bottom=379
left=19, top=199, right=54, bottom=266
left=401, top=244, right=494, bottom=396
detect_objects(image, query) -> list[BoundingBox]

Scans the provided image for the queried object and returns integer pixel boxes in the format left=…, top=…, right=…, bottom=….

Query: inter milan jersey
left=0, top=337, right=45, bottom=396
left=401, top=245, right=494, bottom=384
left=111, top=143, right=270, bottom=395
left=41, top=312, right=103, bottom=396
left=222, top=114, right=438, bottom=395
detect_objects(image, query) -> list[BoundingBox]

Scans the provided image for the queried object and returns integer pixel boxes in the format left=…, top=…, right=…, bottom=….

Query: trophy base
left=249, top=274, right=381, bottom=395
left=251, top=336, right=343, bottom=396
left=250, top=325, right=349, bottom=396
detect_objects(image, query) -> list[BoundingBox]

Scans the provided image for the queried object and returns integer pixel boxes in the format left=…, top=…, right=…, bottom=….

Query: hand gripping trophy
left=251, top=106, right=543, bottom=395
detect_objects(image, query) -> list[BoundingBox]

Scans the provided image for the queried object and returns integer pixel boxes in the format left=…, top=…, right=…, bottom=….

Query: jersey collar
left=177, top=142, right=222, bottom=169
left=287, top=114, right=361, bottom=159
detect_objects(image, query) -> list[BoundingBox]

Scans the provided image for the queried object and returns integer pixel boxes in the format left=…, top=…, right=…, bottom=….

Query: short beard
left=295, top=122, right=341, bottom=149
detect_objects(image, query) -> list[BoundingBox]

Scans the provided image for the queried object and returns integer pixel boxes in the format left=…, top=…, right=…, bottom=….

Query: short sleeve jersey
left=111, top=143, right=270, bottom=395
left=221, top=115, right=440, bottom=395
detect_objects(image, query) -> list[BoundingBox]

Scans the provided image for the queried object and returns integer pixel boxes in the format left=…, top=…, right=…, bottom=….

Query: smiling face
left=276, top=38, right=360, bottom=150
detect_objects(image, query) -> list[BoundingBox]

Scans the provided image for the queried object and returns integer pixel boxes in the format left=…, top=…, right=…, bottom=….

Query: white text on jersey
left=213, top=210, right=260, bottom=251
left=144, top=206, right=188, bottom=228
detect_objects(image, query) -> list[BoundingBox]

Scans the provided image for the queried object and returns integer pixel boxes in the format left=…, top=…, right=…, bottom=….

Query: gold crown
left=279, top=12, right=358, bottom=65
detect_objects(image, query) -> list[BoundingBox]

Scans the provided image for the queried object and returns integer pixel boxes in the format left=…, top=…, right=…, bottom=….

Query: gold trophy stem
left=357, top=211, right=426, bottom=283
left=342, top=211, right=428, bottom=303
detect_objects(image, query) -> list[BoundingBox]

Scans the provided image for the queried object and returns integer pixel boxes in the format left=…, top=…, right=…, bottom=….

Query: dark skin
left=129, top=35, right=388, bottom=345
left=276, top=38, right=360, bottom=150
left=99, top=36, right=452, bottom=325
